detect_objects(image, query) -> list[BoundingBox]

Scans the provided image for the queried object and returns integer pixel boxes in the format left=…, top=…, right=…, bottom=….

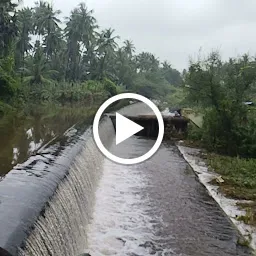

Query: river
left=87, top=137, right=252, bottom=255
left=0, top=103, right=253, bottom=256
left=0, top=104, right=97, bottom=178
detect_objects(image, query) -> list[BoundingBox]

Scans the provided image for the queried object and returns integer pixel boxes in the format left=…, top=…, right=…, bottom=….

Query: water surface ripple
left=87, top=138, right=252, bottom=256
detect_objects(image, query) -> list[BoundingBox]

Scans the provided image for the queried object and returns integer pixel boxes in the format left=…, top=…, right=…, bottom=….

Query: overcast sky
left=22, top=0, right=256, bottom=71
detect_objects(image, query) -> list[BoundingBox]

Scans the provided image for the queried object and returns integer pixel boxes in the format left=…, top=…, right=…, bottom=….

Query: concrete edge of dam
left=177, top=143, right=256, bottom=252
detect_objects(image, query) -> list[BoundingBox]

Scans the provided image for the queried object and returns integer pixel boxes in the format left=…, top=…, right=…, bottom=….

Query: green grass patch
left=207, top=154, right=256, bottom=200
left=207, top=154, right=256, bottom=227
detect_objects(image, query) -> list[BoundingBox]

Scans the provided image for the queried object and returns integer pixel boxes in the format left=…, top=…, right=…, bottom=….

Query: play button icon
left=93, top=93, right=164, bottom=165
left=116, top=113, right=144, bottom=145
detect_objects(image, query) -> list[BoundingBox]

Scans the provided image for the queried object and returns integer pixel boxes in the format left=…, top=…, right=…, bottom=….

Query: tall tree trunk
left=99, top=53, right=106, bottom=80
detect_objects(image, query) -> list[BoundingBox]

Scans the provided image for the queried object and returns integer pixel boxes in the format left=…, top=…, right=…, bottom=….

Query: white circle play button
left=115, top=113, right=144, bottom=145
left=93, top=93, right=164, bottom=165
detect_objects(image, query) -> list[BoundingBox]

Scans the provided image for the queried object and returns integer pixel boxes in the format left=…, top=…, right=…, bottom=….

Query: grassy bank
left=207, top=154, right=256, bottom=201
left=183, top=108, right=256, bottom=226
left=204, top=153, right=256, bottom=227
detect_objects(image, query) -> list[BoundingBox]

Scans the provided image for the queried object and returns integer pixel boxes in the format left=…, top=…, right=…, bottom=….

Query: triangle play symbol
left=116, top=113, right=144, bottom=145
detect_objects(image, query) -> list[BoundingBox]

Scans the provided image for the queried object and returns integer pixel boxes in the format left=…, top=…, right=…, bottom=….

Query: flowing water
left=86, top=137, right=252, bottom=256
left=18, top=123, right=111, bottom=256
left=0, top=103, right=253, bottom=256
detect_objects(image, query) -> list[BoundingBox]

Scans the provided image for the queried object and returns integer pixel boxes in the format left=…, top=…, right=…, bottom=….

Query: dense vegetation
left=185, top=52, right=256, bottom=158
left=2, top=1, right=256, bottom=210
left=0, top=0, right=184, bottom=176
left=0, top=0, right=182, bottom=113
left=184, top=52, right=256, bottom=221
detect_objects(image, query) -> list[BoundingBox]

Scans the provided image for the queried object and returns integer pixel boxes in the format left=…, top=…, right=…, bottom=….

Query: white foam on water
left=29, top=139, right=43, bottom=153
left=86, top=158, right=164, bottom=256
left=18, top=119, right=115, bottom=256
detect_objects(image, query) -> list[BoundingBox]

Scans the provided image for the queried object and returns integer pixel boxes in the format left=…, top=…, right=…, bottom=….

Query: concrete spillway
left=0, top=118, right=114, bottom=256
left=0, top=103, right=152, bottom=256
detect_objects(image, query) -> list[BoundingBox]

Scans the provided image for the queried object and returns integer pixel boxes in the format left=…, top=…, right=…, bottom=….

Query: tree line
left=185, top=52, right=256, bottom=158
left=0, top=0, right=182, bottom=106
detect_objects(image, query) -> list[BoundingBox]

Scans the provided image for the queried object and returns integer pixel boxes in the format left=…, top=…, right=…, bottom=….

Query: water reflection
left=0, top=105, right=97, bottom=177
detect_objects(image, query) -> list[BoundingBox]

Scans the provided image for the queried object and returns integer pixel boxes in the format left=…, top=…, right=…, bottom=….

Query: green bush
left=0, top=56, right=18, bottom=101
left=200, top=106, right=256, bottom=157
left=187, top=123, right=202, bottom=141
left=84, top=80, right=104, bottom=93
left=185, top=52, right=256, bottom=158
left=103, top=78, right=117, bottom=97
left=236, top=119, right=256, bottom=158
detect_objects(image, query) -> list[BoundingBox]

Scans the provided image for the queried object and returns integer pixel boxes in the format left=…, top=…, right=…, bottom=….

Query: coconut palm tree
left=16, top=8, right=33, bottom=54
left=162, top=60, right=172, bottom=70
left=136, top=52, right=159, bottom=72
left=33, top=2, right=61, bottom=59
left=16, top=7, right=33, bottom=71
left=33, top=2, right=61, bottom=50
left=0, top=0, right=18, bottom=57
left=33, top=1, right=47, bottom=37
left=149, top=54, right=159, bottom=71
left=43, top=28, right=63, bottom=58
left=76, top=3, right=98, bottom=47
left=123, top=40, right=135, bottom=57
left=113, top=47, right=136, bottom=87
left=97, top=28, right=119, bottom=79
left=65, top=3, right=98, bottom=81
left=136, top=52, right=151, bottom=72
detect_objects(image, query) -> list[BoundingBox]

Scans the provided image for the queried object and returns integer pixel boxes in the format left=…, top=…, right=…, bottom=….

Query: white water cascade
left=18, top=118, right=115, bottom=256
